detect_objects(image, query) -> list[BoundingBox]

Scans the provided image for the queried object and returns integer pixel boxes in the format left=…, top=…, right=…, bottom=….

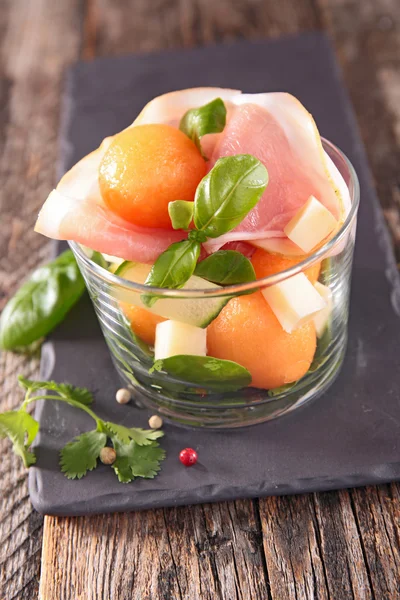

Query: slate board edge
left=27, top=32, right=400, bottom=516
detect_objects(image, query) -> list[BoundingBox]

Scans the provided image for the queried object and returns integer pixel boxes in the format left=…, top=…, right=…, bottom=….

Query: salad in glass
left=35, top=88, right=359, bottom=427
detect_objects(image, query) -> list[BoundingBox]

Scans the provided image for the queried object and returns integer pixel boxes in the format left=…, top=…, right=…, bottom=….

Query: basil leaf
left=193, top=154, right=268, bottom=238
left=179, top=98, right=226, bottom=158
left=0, top=250, right=85, bottom=351
left=168, top=200, right=194, bottom=230
left=150, top=355, right=251, bottom=392
left=142, top=240, right=200, bottom=307
left=91, top=251, right=108, bottom=268
left=188, top=229, right=207, bottom=243
left=194, top=250, right=256, bottom=285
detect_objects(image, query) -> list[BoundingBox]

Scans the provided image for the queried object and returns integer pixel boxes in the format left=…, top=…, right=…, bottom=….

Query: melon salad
left=35, top=88, right=350, bottom=392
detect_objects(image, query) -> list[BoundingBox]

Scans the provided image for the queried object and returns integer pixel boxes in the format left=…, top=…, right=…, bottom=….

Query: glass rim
left=69, top=138, right=360, bottom=298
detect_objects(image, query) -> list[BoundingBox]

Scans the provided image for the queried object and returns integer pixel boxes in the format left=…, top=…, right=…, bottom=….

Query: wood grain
left=0, top=0, right=399, bottom=599
left=0, top=1, right=82, bottom=598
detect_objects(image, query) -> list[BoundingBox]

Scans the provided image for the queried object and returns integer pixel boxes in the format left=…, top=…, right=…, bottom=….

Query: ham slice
left=35, top=88, right=350, bottom=262
left=35, top=137, right=185, bottom=263
left=203, top=93, right=349, bottom=252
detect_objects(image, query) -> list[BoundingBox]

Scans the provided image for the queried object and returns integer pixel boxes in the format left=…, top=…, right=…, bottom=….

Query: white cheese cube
left=154, top=320, right=207, bottom=361
left=262, top=272, right=327, bottom=333
left=313, top=282, right=333, bottom=337
left=284, top=195, right=338, bottom=253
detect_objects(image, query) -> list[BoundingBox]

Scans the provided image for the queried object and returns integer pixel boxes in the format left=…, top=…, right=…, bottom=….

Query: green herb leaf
left=0, top=250, right=85, bottom=351
left=91, top=251, right=109, bottom=268
left=151, top=355, right=252, bottom=392
left=188, top=229, right=208, bottom=243
left=111, top=437, right=166, bottom=483
left=104, top=422, right=164, bottom=446
left=194, top=250, right=256, bottom=285
left=60, top=429, right=107, bottom=479
left=0, top=410, right=39, bottom=467
left=142, top=239, right=200, bottom=307
left=18, top=376, right=93, bottom=405
left=179, top=97, right=226, bottom=158
left=194, top=155, right=268, bottom=238
left=168, top=200, right=194, bottom=230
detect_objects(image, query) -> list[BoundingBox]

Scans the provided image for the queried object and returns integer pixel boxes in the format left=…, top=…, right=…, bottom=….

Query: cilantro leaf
left=55, top=383, right=93, bottom=406
left=17, top=376, right=93, bottom=405
left=0, top=410, right=39, bottom=467
left=111, top=437, right=165, bottom=483
left=104, top=422, right=164, bottom=446
left=60, top=429, right=107, bottom=479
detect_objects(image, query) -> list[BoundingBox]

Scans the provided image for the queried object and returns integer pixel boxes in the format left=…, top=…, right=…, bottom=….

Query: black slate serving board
left=29, top=32, right=400, bottom=516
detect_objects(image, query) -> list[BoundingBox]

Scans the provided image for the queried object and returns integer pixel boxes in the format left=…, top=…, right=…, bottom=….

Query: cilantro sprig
left=0, top=377, right=165, bottom=483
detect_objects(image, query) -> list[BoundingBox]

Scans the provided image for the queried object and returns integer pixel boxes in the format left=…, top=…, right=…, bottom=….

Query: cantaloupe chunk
left=251, top=248, right=320, bottom=284
left=284, top=195, right=337, bottom=253
left=207, top=292, right=316, bottom=389
left=262, top=273, right=326, bottom=333
left=121, top=304, right=165, bottom=346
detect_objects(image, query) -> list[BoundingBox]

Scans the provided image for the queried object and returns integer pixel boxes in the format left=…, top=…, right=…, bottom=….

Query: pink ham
left=35, top=88, right=349, bottom=263
left=204, top=93, right=347, bottom=252
left=35, top=137, right=185, bottom=263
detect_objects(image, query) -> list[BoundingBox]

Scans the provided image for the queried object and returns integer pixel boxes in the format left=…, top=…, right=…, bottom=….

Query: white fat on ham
left=262, top=272, right=326, bottom=333
left=132, top=87, right=241, bottom=128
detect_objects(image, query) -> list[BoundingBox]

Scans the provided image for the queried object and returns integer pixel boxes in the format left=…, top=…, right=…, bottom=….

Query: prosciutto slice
left=35, top=136, right=186, bottom=263
left=35, top=88, right=349, bottom=262
left=203, top=93, right=349, bottom=252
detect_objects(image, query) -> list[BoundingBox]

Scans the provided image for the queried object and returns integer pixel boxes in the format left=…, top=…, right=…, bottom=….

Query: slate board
left=29, top=32, right=400, bottom=516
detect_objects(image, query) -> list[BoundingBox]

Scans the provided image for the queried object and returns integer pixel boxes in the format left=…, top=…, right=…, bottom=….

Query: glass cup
left=70, top=139, right=359, bottom=428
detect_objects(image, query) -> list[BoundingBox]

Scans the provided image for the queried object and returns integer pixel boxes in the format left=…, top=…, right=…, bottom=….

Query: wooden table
left=1, top=1, right=399, bottom=598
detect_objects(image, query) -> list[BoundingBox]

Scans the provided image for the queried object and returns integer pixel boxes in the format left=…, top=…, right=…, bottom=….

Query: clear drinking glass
left=70, top=139, right=359, bottom=428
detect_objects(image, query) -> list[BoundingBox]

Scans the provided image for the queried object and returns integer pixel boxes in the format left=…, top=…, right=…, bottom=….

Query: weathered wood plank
left=38, top=1, right=400, bottom=599
left=319, top=0, right=400, bottom=259
left=0, top=1, right=83, bottom=598
left=1, top=0, right=399, bottom=599
left=41, top=501, right=270, bottom=600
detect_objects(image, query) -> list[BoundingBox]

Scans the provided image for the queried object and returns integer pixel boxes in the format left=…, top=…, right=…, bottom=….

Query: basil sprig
left=143, top=154, right=268, bottom=304
left=0, top=250, right=85, bottom=351
left=194, top=250, right=256, bottom=285
left=150, top=355, right=252, bottom=392
left=179, top=97, right=226, bottom=159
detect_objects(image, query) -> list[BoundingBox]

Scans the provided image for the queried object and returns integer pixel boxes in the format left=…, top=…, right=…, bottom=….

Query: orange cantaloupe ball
left=207, top=292, right=317, bottom=390
left=251, top=248, right=321, bottom=283
left=99, top=124, right=206, bottom=229
left=120, top=303, right=165, bottom=346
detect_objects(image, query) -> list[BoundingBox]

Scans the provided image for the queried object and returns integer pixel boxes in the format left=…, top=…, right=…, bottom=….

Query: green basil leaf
left=91, top=251, right=108, bottom=268
left=168, top=200, right=194, bottom=230
left=188, top=229, right=207, bottom=243
left=0, top=250, right=85, bottom=351
left=142, top=240, right=200, bottom=307
left=150, top=355, right=252, bottom=392
left=179, top=97, right=226, bottom=158
left=193, top=154, right=268, bottom=238
left=194, top=250, right=256, bottom=285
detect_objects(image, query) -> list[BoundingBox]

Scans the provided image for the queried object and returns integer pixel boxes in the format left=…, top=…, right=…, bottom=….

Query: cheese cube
left=284, top=195, right=338, bottom=253
left=262, top=272, right=327, bottom=333
left=154, top=320, right=207, bottom=360
left=313, top=282, right=333, bottom=337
